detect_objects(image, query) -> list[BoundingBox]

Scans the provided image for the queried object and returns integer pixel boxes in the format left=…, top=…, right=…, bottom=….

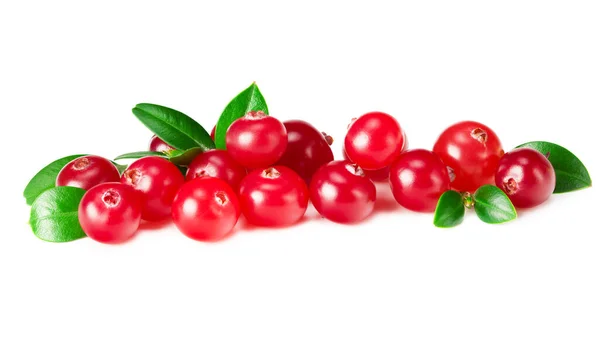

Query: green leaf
left=114, top=151, right=167, bottom=161
left=433, top=190, right=465, bottom=228
left=215, top=83, right=269, bottom=149
left=112, top=162, right=129, bottom=175
left=473, top=185, right=517, bottom=224
left=516, top=141, right=592, bottom=193
left=167, top=147, right=204, bottom=166
left=132, top=103, right=215, bottom=151
left=23, top=154, right=86, bottom=205
left=29, top=186, right=87, bottom=242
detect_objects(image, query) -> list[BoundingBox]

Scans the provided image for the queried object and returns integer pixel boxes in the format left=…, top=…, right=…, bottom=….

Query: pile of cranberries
left=56, top=111, right=556, bottom=244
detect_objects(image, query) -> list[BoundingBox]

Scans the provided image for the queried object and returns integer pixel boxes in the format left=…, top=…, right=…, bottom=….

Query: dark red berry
left=226, top=111, right=287, bottom=169
left=78, top=182, right=142, bottom=243
left=495, top=148, right=555, bottom=208
left=433, top=121, right=504, bottom=192
left=275, top=120, right=334, bottom=184
left=310, top=160, right=376, bottom=224
left=121, top=156, right=184, bottom=221
left=238, top=166, right=309, bottom=227
left=149, top=135, right=174, bottom=153
left=210, top=125, right=216, bottom=141
left=186, top=149, right=246, bottom=190
left=389, top=149, right=451, bottom=212
left=344, top=112, right=405, bottom=170
left=172, top=177, right=241, bottom=241
left=56, top=155, right=120, bottom=190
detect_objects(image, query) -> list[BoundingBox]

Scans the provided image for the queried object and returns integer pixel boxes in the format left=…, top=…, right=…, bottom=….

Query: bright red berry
left=389, top=149, right=451, bottom=212
left=149, top=135, right=174, bottom=153
left=495, top=148, right=555, bottom=208
left=344, top=112, right=405, bottom=170
left=78, top=182, right=142, bottom=244
left=433, top=121, right=504, bottom=192
left=121, top=156, right=184, bottom=221
left=56, top=155, right=120, bottom=190
left=238, top=166, right=309, bottom=227
left=186, top=149, right=246, bottom=190
left=310, top=160, right=376, bottom=224
left=276, top=120, right=334, bottom=184
left=172, top=177, right=241, bottom=241
left=210, top=125, right=216, bottom=141
left=226, top=111, right=287, bottom=169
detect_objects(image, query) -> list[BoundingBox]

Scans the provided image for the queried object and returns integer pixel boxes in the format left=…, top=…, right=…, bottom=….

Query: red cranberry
left=226, top=111, right=287, bottom=169
left=433, top=121, right=504, bottom=192
left=56, top=155, right=120, bottom=190
left=344, top=112, right=405, bottom=170
left=238, top=166, right=309, bottom=227
left=149, top=135, right=174, bottom=153
left=172, top=177, right=241, bottom=241
left=495, top=148, right=556, bottom=208
left=210, top=125, right=216, bottom=141
left=275, top=120, right=334, bottom=184
left=78, top=182, right=142, bottom=243
left=186, top=149, right=246, bottom=190
left=121, top=157, right=184, bottom=221
left=310, top=160, right=376, bottom=224
left=389, top=149, right=451, bottom=212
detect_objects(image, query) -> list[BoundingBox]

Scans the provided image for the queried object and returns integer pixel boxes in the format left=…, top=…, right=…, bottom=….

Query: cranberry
left=310, top=160, right=376, bottom=224
left=210, top=125, right=216, bottom=141
left=225, top=111, right=287, bottom=169
left=78, top=182, right=142, bottom=243
left=344, top=112, right=405, bottom=170
left=186, top=149, right=246, bottom=190
left=275, top=120, right=334, bottom=184
left=433, top=121, right=504, bottom=192
left=495, top=148, right=555, bottom=208
left=56, top=155, right=120, bottom=190
left=238, top=166, right=309, bottom=227
left=149, top=135, right=174, bottom=153
left=121, top=157, right=184, bottom=221
left=172, top=177, right=241, bottom=241
left=389, top=149, right=451, bottom=212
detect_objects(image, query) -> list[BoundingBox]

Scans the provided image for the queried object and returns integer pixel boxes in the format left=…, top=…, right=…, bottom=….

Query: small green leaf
left=517, top=141, right=592, bottom=193
left=167, top=147, right=204, bottom=166
left=215, top=83, right=269, bottom=149
left=23, top=154, right=86, bottom=205
left=112, top=162, right=129, bottom=175
left=433, top=190, right=465, bottom=228
left=114, top=151, right=167, bottom=161
left=473, top=185, right=517, bottom=224
left=29, top=186, right=87, bottom=242
left=132, top=103, right=215, bottom=151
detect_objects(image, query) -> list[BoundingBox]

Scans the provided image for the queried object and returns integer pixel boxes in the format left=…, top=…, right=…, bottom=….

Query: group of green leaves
left=23, top=83, right=269, bottom=242
left=433, top=142, right=592, bottom=228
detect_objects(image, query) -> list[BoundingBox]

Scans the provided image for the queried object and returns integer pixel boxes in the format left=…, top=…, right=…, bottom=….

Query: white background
left=1, top=1, right=599, bottom=336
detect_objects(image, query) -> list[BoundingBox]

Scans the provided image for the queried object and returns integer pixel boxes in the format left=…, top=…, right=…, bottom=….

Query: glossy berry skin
left=56, top=155, right=120, bottom=190
left=149, top=135, right=174, bottom=153
left=186, top=149, right=246, bottom=190
left=344, top=112, right=405, bottom=170
left=238, top=166, right=309, bottom=227
left=172, top=177, right=241, bottom=241
left=210, top=125, right=216, bottom=141
left=433, top=121, right=504, bottom=192
left=276, top=120, right=334, bottom=184
left=342, top=132, right=408, bottom=182
left=495, top=148, right=555, bottom=208
left=389, top=149, right=451, bottom=212
left=310, top=160, right=376, bottom=224
left=121, top=157, right=184, bottom=221
left=226, top=111, right=287, bottom=169
left=78, top=182, right=142, bottom=244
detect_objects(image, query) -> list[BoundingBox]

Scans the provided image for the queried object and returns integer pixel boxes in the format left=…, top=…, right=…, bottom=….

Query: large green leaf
left=23, top=154, right=86, bottom=205
left=214, top=83, right=269, bottom=149
left=29, top=186, right=87, bottom=242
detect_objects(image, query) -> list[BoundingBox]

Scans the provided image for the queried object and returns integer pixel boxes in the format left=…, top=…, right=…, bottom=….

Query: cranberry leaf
left=214, top=82, right=269, bottom=149
left=132, top=103, right=214, bottom=151
left=29, top=186, right=87, bottom=242
left=473, top=185, right=517, bottom=224
left=167, top=147, right=204, bottom=166
left=433, top=190, right=465, bottom=228
left=23, top=154, right=86, bottom=205
left=516, top=141, right=591, bottom=193
left=114, top=151, right=167, bottom=161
